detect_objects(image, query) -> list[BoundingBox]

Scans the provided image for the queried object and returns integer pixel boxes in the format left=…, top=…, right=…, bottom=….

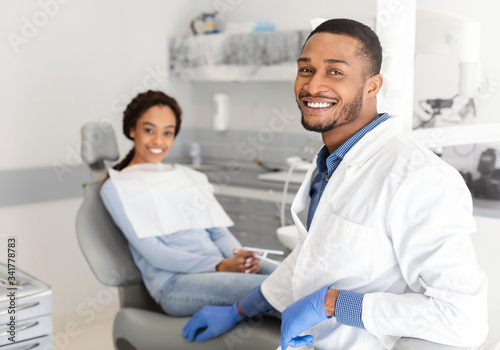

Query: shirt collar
left=315, top=113, right=390, bottom=177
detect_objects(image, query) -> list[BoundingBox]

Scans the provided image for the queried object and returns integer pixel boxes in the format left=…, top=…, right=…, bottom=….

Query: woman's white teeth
left=148, top=148, right=163, bottom=154
left=307, top=102, right=332, bottom=108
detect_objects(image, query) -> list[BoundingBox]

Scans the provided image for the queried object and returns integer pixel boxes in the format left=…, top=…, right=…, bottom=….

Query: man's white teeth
left=306, top=102, right=333, bottom=108
left=149, top=148, right=163, bottom=154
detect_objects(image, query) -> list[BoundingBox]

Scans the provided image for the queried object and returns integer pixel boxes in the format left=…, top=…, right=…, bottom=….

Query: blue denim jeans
left=159, top=260, right=276, bottom=316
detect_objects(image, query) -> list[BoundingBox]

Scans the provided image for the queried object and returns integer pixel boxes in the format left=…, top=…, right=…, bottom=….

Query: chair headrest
left=81, top=122, right=120, bottom=168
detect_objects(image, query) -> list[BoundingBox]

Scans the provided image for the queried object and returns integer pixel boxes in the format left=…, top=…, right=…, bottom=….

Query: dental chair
left=75, top=122, right=281, bottom=350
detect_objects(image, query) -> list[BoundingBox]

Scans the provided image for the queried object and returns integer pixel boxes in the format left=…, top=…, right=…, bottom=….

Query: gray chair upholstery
left=81, top=122, right=120, bottom=171
left=75, top=123, right=281, bottom=350
left=80, top=121, right=120, bottom=182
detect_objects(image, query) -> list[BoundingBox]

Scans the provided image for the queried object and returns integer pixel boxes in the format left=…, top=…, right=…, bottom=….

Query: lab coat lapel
left=307, top=164, right=347, bottom=232
left=308, top=117, right=403, bottom=231
left=291, top=162, right=317, bottom=239
left=342, top=117, right=402, bottom=167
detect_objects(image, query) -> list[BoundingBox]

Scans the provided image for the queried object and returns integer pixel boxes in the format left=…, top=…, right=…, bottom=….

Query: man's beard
left=299, top=88, right=364, bottom=133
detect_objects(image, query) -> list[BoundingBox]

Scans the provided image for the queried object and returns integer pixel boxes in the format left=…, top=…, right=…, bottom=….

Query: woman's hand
left=216, top=249, right=260, bottom=273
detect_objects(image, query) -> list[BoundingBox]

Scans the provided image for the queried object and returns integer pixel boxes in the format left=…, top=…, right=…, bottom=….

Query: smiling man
left=295, top=30, right=382, bottom=151
left=182, top=18, right=488, bottom=349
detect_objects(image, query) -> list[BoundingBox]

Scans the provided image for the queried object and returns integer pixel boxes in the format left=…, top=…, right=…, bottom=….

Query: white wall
left=0, top=0, right=193, bottom=172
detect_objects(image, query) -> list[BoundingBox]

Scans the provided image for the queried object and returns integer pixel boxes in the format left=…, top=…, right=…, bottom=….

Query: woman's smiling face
left=128, top=105, right=177, bottom=166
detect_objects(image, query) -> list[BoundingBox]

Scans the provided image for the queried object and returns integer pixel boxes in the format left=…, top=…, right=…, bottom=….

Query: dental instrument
left=242, top=247, right=284, bottom=266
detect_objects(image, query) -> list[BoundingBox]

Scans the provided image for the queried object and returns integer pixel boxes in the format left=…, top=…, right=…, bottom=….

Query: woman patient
left=100, top=90, right=275, bottom=316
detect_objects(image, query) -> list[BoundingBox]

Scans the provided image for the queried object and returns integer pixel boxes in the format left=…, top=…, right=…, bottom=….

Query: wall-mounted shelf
left=169, top=30, right=309, bottom=82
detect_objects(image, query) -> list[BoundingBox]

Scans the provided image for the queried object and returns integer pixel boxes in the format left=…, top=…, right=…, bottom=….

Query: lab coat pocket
left=316, top=213, right=375, bottom=282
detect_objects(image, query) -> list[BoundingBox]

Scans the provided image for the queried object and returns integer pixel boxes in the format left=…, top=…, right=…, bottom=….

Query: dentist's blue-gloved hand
left=280, top=286, right=331, bottom=350
left=182, top=303, right=246, bottom=342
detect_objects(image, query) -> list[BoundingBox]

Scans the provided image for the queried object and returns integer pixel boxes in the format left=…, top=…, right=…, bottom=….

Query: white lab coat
left=261, top=117, right=488, bottom=350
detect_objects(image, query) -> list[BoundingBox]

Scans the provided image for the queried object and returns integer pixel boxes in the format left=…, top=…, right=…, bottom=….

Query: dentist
left=183, top=18, right=488, bottom=349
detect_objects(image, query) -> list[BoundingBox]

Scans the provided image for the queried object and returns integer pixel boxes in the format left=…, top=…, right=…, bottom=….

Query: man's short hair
left=305, top=18, right=383, bottom=78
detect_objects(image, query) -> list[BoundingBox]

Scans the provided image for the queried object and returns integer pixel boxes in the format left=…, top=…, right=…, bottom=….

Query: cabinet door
left=0, top=314, right=52, bottom=345
left=169, top=31, right=309, bottom=82
left=1, top=335, right=52, bottom=349
left=217, top=195, right=287, bottom=254
left=0, top=291, right=52, bottom=325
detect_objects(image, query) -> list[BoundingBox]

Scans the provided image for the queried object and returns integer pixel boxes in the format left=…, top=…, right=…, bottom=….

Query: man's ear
left=365, top=74, right=383, bottom=98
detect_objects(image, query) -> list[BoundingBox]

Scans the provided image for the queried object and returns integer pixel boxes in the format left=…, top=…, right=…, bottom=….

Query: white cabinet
left=0, top=336, right=53, bottom=349
left=169, top=31, right=309, bottom=82
left=0, top=264, right=52, bottom=349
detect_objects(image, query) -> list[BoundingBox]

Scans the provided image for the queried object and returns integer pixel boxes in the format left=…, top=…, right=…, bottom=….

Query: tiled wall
left=169, top=126, right=320, bottom=165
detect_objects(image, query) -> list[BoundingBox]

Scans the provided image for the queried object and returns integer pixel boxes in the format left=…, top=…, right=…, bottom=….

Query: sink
left=276, top=225, right=299, bottom=250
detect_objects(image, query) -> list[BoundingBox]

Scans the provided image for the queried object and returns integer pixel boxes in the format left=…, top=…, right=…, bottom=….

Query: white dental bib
left=108, top=163, right=233, bottom=239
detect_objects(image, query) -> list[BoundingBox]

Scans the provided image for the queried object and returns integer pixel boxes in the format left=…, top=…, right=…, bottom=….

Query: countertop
left=473, top=198, right=500, bottom=219
left=169, top=158, right=500, bottom=219
left=168, top=158, right=302, bottom=200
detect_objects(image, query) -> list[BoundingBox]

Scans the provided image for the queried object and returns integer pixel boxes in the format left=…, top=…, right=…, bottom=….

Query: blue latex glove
left=280, top=286, right=330, bottom=350
left=182, top=303, right=246, bottom=342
